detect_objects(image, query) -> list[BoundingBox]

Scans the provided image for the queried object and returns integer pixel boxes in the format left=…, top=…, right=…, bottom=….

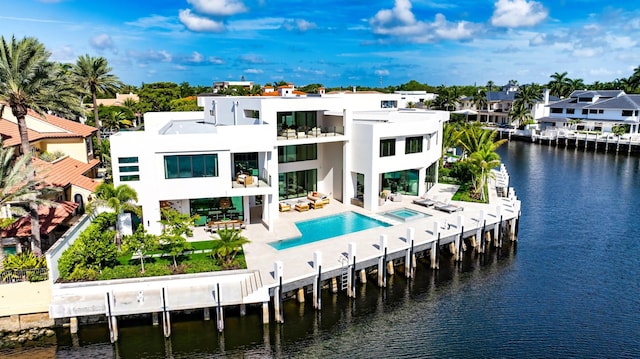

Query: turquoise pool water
left=383, top=207, right=429, bottom=222
left=270, top=211, right=391, bottom=250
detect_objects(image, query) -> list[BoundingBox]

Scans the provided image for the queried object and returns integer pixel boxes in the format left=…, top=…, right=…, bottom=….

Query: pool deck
left=195, top=181, right=520, bottom=289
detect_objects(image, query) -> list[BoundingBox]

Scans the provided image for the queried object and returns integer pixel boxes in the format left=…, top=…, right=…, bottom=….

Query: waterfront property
left=540, top=90, right=640, bottom=134
left=110, top=91, right=446, bottom=236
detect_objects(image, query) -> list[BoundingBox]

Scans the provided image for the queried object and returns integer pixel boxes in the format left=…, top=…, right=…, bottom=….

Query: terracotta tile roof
left=34, top=156, right=100, bottom=191
left=0, top=108, right=97, bottom=148
left=1, top=201, right=78, bottom=237
left=27, top=109, right=97, bottom=138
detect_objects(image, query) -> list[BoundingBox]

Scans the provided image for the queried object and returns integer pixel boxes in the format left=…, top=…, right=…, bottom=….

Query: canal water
left=4, top=141, right=640, bottom=358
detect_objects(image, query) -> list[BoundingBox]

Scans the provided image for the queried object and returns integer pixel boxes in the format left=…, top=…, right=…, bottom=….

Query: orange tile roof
left=34, top=156, right=100, bottom=191
left=1, top=201, right=78, bottom=237
left=0, top=109, right=97, bottom=148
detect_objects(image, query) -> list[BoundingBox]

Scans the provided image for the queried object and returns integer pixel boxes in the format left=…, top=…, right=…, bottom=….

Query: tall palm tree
left=473, top=88, right=487, bottom=112
left=73, top=55, right=123, bottom=148
left=486, top=81, right=495, bottom=92
left=509, top=102, right=533, bottom=128
left=548, top=71, right=571, bottom=98
left=441, top=122, right=462, bottom=165
left=101, top=109, right=132, bottom=132
left=468, top=143, right=502, bottom=201
left=0, top=35, right=81, bottom=256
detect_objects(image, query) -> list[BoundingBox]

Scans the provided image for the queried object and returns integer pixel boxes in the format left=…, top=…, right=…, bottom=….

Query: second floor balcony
left=277, top=125, right=344, bottom=141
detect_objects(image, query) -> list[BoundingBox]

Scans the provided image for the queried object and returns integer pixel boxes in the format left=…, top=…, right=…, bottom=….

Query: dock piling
left=313, top=251, right=322, bottom=310
left=161, top=288, right=171, bottom=338
left=405, top=228, right=415, bottom=278
left=274, top=261, right=284, bottom=323
left=378, top=235, right=388, bottom=287
left=347, top=242, right=357, bottom=298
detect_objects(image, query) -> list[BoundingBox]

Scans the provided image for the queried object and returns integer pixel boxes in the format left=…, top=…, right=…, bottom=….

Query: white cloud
left=228, top=17, right=284, bottom=31
left=491, top=0, right=548, bottom=28
left=208, top=56, right=224, bottom=64
left=187, top=0, right=247, bottom=16
left=127, top=49, right=173, bottom=63
left=179, top=9, right=225, bottom=32
left=370, top=0, right=478, bottom=43
left=282, top=19, right=318, bottom=32
left=375, top=69, right=390, bottom=76
left=240, top=54, right=266, bottom=64
left=125, top=15, right=183, bottom=31
left=245, top=68, right=263, bottom=74
left=571, top=47, right=600, bottom=58
left=190, top=51, right=204, bottom=63
left=90, top=34, right=115, bottom=50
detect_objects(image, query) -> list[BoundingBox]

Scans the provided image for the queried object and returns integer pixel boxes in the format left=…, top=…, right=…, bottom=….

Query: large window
left=279, top=169, right=317, bottom=200
left=550, top=108, right=563, bottom=114
left=278, top=144, right=317, bottom=163
left=566, top=108, right=575, bottom=114
left=164, top=154, right=218, bottom=179
left=622, top=110, right=634, bottom=117
left=277, top=111, right=317, bottom=130
left=380, top=139, right=396, bottom=157
left=234, top=152, right=258, bottom=175
left=405, top=136, right=423, bottom=154
left=382, top=169, right=419, bottom=196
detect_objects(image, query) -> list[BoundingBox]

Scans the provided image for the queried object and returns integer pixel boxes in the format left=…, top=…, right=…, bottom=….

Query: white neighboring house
left=540, top=90, right=640, bottom=133
left=110, top=93, right=446, bottom=235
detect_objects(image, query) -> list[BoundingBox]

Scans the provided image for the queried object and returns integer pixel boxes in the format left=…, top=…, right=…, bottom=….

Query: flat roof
left=159, top=120, right=218, bottom=135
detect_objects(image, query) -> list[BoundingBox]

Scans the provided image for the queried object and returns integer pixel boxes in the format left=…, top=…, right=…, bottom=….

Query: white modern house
left=110, top=93, right=447, bottom=235
left=540, top=90, right=640, bottom=133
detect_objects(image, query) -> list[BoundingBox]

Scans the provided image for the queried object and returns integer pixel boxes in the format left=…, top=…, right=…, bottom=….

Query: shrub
left=2, top=252, right=47, bottom=270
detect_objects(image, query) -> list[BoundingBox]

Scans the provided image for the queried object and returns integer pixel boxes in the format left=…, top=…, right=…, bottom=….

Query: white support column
left=431, top=221, right=440, bottom=269
left=494, top=205, right=502, bottom=248
left=405, top=227, right=415, bottom=278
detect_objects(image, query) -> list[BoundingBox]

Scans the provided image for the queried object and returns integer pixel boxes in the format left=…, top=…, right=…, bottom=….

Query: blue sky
left=2, top=0, right=640, bottom=88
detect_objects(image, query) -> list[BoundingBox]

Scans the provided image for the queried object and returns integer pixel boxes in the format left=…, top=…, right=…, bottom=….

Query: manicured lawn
left=451, top=182, right=488, bottom=203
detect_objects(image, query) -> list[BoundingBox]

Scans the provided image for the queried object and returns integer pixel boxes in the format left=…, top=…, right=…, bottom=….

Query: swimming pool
left=270, top=211, right=391, bottom=250
left=382, top=207, right=429, bottom=222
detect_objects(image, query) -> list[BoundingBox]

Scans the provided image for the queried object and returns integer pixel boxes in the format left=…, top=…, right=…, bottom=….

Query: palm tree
left=468, top=143, right=502, bottom=201
left=0, top=35, right=81, bottom=256
left=441, top=122, right=462, bottom=165
left=629, top=65, right=640, bottom=91
left=73, top=55, right=123, bottom=149
left=473, top=88, right=487, bottom=112
left=548, top=71, right=571, bottom=98
left=457, top=124, right=506, bottom=156
left=212, top=228, right=249, bottom=268
left=88, top=183, right=140, bottom=237
left=101, top=109, right=132, bottom=132
left=486, top=81, right=495, bottom=92
left=509, top=102, right=533, bottom=128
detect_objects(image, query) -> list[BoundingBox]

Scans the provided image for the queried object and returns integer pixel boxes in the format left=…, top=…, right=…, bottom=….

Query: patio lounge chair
left=279, top=202, right=291, bottom=212
left=413, top=198, right=435, bottom=207
left=434, top=201, right=463, bottom=213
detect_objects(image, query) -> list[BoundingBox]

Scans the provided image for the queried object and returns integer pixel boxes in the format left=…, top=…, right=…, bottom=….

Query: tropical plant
left=58, top=212, right=118, bottom=280
left=548, top=71, right=571, bottom=98
left=2, top=251, right=47, bottom=270
left=211, top=228, right=249, bottom=268
left=73, top=54, right=123, bottom=148
left=441, top=122, right=462, bottom=165
left=473, top=88, right=487, bottom=112
left=0, top=35, right=81, bottom=256
left=101, top=108, right=132, bottom=131
left=159, top=208, right=196, bottom=269
left=123, top=226, right=159, bottom=273
left=509, top=102, right=533, bottom=128
left=88, top=183, right=139, bottom=239
left=486, top=81, right=495, bottom=92
left=468, top=143, right=502, bottom=201
left=89, top=183, right=139, bottom=216
left=456, top=123, right=506, bottom=156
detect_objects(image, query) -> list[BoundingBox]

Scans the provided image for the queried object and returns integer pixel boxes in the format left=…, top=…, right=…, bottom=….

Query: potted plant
left=379, top=191, right=387, bottom=206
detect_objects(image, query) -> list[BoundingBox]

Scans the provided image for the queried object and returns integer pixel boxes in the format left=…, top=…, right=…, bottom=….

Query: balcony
left=277, top=125, right=344, bottom=141
left=231, top=170, right=271, bottom=189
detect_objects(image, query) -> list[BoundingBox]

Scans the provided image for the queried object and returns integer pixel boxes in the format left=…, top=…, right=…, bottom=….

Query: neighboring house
left=540, top=90, right=640, bottom=134
left=477, top=83, right=519, bottom=125
left=95, top=93, right=140, bottom=107
left=213, top=80, right=254, bottom=93
left=110, top=93, right=446, bottom=235
left=0, top=105, right=100, bottom=209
